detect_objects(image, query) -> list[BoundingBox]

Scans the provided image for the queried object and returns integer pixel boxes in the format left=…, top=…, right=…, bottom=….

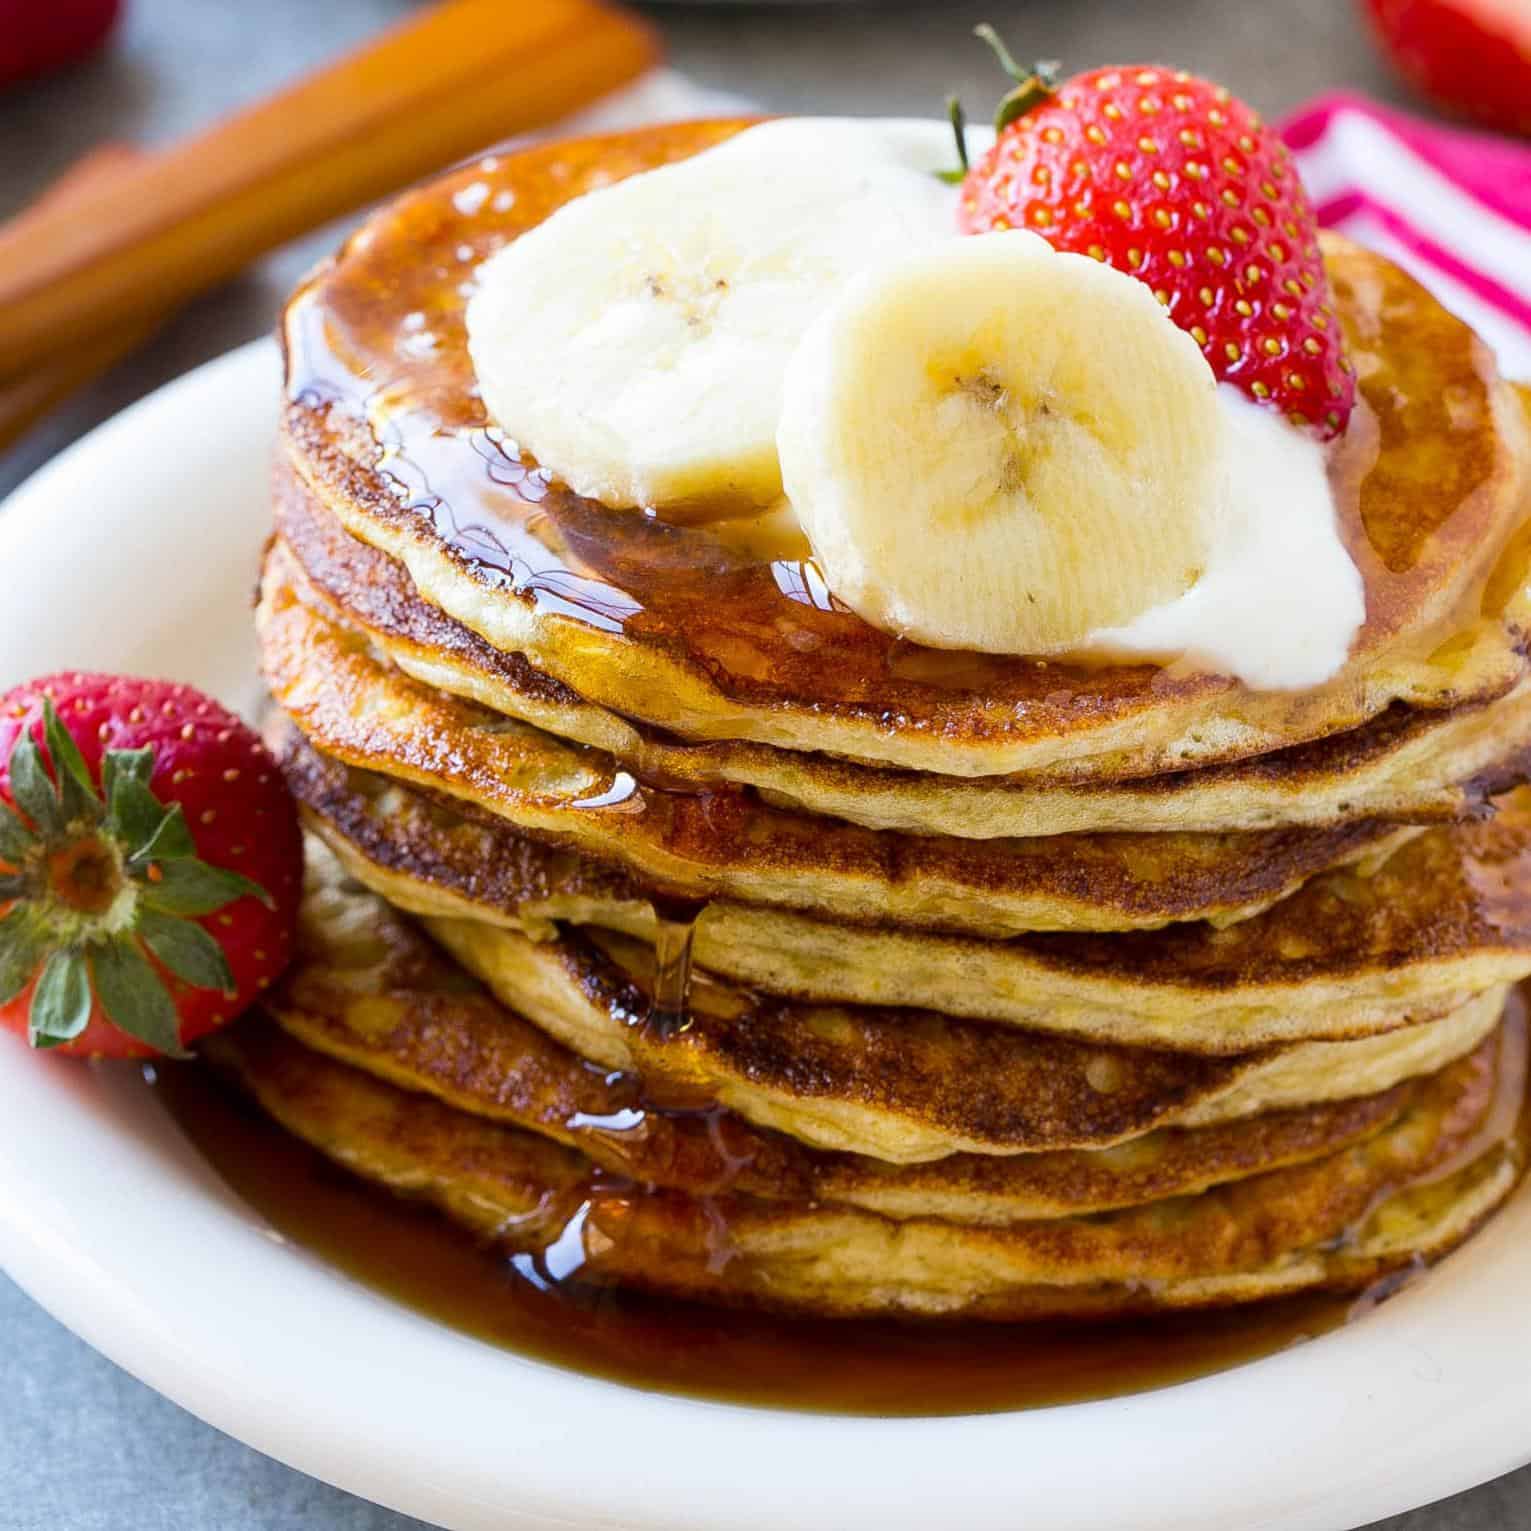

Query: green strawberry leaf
left=28, top=948, right=91, bottom=1049
left=0, top=797, right=36, bottom=867
left=110, top=776, right=171, bottom=860
left=129, top=802, right=196, bottom=866
left=100, top=746, right=153, bottom=813
left=89, top=936, right=187, bottom=1058
left=141, top=859, right=272, bottom=916
left=138, top=908, right=234, bottom=994
left=41, top=699, right=102, bottom=827
left=9, top=733, right=61, bottom=838
left=0, top=910, right=46, bottom=1005
left=935, top=95, right=969, bottom=184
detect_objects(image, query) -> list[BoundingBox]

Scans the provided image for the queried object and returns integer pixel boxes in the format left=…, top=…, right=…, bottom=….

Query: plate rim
left=1, top=339, right=1529, bottom=1531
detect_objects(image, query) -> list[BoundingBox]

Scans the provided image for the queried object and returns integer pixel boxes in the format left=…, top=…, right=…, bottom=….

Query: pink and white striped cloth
left=1282, top=93, right=1531, bottom=379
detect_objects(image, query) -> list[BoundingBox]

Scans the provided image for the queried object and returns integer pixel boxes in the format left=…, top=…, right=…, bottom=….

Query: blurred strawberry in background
left=1363, top=0, right=1531, bottom=135
left=0, top=0, right=122, bottom=89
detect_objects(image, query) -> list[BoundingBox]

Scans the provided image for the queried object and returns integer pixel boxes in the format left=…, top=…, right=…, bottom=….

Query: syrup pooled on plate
left=149, top=995, right=1531, bottom=1418
left=149, top=1057, right=1343, bottom=1415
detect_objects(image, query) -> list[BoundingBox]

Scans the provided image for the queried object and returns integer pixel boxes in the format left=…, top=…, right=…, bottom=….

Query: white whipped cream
left=1087, top=387, right=1365, bottom=689
left=471, top=117, right=1363, bottom=690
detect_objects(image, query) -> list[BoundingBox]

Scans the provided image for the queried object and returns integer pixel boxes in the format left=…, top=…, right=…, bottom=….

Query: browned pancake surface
left=276, top=720, right=1531, bottom=1050
left=257, top=551, right=1435, bottom=937
left=206, top=1009, right=1527, bottom=1319
left=274, top=460, right=1531, bottom=837
left=279, top=119, right=1531, bottom=778
left=268, top=860, right=1433, bottom=1219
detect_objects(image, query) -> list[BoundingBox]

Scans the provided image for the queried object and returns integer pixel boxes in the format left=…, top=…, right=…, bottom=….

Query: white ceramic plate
left=1, top=340, right=1530, bottom=1531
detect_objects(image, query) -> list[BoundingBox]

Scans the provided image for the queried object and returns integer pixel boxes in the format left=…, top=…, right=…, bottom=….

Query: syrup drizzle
left=641, top=895, right=706, bottom=1041
left=279, top=137, right=1524, bottom=747
left=557, top=898, right=723, bottom=1223
left=510, top=1197, right=597, bottom=1291
left=559, top=1056, right=763, bottom=1199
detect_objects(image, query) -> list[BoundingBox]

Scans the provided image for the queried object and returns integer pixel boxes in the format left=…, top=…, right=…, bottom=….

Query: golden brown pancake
left=204, top=1009, right=1526, bottom=1319
left=428, top=913, right=1505, bottom=1161
left=276, top=843, right=1512, bottom=1165
left=277, top=722, right=1531, bottom=1052
left=279, top=119, right=1531, bottom=781
left=274, top=472, right=1531, bottom=839
left=252, top=116, right=1531, bottom=1328
left=258, top=555, right=1430, bottom=937
left=269, top=850, right=1461, bottom=1220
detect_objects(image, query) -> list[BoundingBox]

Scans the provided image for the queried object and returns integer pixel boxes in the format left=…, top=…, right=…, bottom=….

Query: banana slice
left=776, top=230, right=1227, bottom=655
left=465, top=119, right=959, bottom=514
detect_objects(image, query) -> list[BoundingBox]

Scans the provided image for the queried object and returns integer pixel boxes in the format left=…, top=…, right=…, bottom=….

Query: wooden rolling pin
left=0, top=0, right=658, bottom=385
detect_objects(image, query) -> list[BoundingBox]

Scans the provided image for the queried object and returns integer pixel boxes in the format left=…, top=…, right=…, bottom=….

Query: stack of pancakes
left=234, top=121, right=1531, bottom=1320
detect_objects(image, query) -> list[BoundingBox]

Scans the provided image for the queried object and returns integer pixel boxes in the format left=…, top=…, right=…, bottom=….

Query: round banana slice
left=465, top=119, right=959, bottom=514
left=777, top=229, right=1227, bottom=655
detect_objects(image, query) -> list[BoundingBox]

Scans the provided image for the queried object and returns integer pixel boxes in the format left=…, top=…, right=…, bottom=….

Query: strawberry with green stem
left=951, top=25, right=1356, bottom=437
left=0, top=673, right=301, bottom=1059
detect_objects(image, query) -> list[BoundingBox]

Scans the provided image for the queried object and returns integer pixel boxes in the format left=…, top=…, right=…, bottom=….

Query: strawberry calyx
left=940, top=27, right=1061, bottom=184
left=937, top=96, right=970, bottom=185
left=0, top=699, right=271, bottom=1056
left=972, top=24, right=1061, bottom=133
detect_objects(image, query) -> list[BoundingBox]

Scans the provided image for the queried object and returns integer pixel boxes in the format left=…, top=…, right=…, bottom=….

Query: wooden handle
left=0, top=146, right=160, bottom=453
left=0, top=0, right=658, bottom=383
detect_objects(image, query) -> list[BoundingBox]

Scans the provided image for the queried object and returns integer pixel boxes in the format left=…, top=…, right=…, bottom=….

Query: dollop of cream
left=469, top=116, right=1364, bottom=689
left=1087, top=387, right=1365, bottom=689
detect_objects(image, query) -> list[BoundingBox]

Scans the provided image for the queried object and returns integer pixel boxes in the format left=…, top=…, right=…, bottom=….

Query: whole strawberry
left=954, top=28, right=1356, bottom=436
left=1362, top=0, right=1531, bottom=138
left=0, top=0, right=122, bottom=89
left=0, top=674, right=302, bottom=1059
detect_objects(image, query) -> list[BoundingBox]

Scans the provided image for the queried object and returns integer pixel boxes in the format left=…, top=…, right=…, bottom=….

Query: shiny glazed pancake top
left=257, top=545, right=1424, bottom=938
left=280, top=120, right=1531, bottom=781
left=274, top=461, right=1531, bottom=840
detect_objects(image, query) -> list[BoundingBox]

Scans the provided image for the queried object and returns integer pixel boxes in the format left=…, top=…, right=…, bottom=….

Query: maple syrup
left=643, top=894, right=705, bottom=1041
left=148, top=998, right=1531, bottom=1417
left=150, top=1055, right=1357, bottom=1414
left=280, top=127, right=1524, bottom=751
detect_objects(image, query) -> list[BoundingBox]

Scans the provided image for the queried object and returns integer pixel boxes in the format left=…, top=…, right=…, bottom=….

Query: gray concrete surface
left=0, top=2, right=1522, bottom=1527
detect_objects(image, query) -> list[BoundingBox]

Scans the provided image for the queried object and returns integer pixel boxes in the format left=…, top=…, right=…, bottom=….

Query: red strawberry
left=0, top=673, right=302, bottom=1059
left=1362, top=0, right=1531, bottom=138
left=953, top=30, right=1356, bottom=436
left=0, top=0, right=122, bottom=89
